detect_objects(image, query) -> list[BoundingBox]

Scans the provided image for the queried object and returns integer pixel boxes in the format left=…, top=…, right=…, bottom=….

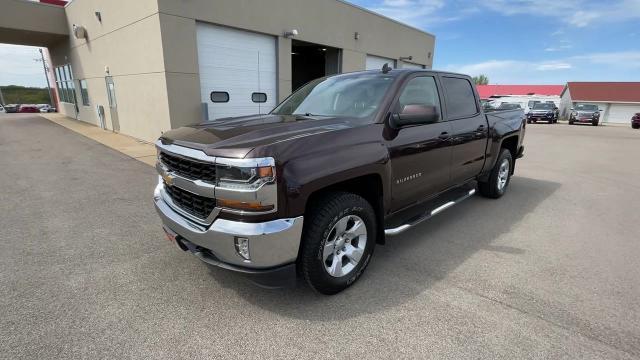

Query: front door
left=441, top=76, right=488, bottom=185
left=386, top=75, right=452, bottom=212
left=105, top=76, right=120, bottom=132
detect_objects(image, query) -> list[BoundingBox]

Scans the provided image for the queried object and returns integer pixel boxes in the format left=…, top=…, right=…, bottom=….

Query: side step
left=384, top=188, right=476, bottom=236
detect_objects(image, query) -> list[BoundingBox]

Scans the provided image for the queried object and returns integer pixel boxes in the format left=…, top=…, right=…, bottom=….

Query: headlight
left=593, top=112, right=600, bottom=117
left=215, top=157, right=277, bottom=214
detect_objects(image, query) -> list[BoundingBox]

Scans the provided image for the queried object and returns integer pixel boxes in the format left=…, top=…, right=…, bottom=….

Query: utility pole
left=35, top=48, right=54, bottom=106
left=0, top=86, right=5, bottom=105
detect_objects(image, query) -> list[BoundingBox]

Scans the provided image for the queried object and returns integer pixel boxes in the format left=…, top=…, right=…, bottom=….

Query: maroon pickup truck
left=153, top=68, right=526, bottom=294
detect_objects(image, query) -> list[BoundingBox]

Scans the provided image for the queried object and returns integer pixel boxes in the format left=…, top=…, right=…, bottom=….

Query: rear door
left=442, top=76, right=488, bottom=185
left=386, top=74, right=452, bottom=211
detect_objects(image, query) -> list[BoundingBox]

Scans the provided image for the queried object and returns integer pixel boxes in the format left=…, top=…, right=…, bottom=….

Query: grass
left=1, top=85, right=52, bottom=105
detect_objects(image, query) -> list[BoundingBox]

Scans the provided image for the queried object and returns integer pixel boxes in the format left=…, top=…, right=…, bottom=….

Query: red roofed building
left=476, top=85, right=564, bottom=100
left=560, top=82, right=640, bottom=124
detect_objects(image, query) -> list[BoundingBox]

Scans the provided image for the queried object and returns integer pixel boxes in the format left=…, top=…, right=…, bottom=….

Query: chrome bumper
left=154, top=181, right=304, bottom=269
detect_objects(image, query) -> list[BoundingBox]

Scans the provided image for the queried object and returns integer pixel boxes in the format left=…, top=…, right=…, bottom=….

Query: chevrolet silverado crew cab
left=153, top=68, right=526, bottom=295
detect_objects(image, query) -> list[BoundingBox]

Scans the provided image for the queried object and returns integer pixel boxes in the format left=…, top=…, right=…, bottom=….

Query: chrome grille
left=159, top=151, right=216, bottom=183
left=164, top=184, right=216, bottom=220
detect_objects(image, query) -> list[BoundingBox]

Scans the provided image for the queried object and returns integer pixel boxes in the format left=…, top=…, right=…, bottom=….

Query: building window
left=210, top=91, right=229, bottom=103
left=252, top=92, right=267, bottom=103
left=79, top=80, right=90, bottom=106
left=54, top=64, right=77, bottom=104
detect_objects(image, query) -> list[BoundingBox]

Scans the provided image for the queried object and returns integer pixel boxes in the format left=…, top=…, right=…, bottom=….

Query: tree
left=472, top=75, right=489, bottom=85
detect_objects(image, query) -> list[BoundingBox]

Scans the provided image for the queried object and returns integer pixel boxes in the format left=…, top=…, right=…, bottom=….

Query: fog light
left=234, top=237, right=250, bottom=261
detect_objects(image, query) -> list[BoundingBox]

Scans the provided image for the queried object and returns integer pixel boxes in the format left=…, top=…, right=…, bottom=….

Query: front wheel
left=299, top=192, right=376, bottom=295
left=592, top=120, right=599, bottom=126
left=632, top=124, right=640, bottom=129
left=478, top=148, right=513, bottom=199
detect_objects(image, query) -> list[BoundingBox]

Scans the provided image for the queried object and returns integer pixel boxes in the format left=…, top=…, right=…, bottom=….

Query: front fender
left=281, top=142, right=391, bottom=217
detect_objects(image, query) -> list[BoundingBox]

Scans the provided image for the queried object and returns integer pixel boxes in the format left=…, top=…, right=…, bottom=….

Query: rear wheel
left=632, top=124, right=640, bottom=129
left=569, top=120, right=574, bottom=125
left=300, top=192, right=376, bottom=295
left=479, top=149, right=513, bottom=199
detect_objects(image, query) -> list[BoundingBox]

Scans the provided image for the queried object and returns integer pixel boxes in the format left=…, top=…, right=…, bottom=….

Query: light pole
left=35, top=48, right=54, bottom=106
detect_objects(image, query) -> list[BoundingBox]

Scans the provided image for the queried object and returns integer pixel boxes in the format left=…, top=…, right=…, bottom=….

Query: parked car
left=18, top=104, right=40, bottom=113
left=527, top=102, right=558, bottom=123
left=569, top=104, right=601, bottom=126
left=495, top=103, right=522, bottom=110
left=4, top=104, right=20, bottom=113
left=632, top=113, right=640, bottom=129
left=38, top=104, right=56, bottom=113
left=152, top=69, right=526, bottom=294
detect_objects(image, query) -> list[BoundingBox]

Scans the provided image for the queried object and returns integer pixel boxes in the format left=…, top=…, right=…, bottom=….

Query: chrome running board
left=384, top=188, right=476, bottom=236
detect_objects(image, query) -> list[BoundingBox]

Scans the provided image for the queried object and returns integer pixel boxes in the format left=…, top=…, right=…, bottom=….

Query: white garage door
left=401, top=62, right=425, bottom=70
left=606, top=104, right=640, bottom=124
left=366, top=55, right=396, bottom=70
left=196, top=23, right=277, bottom=120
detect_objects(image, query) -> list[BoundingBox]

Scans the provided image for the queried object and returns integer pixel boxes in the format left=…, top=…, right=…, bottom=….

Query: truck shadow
left=207, top=176, right=560, bottom=321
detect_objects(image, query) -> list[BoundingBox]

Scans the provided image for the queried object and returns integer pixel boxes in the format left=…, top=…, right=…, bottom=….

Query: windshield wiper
left=293, top=113, right=332, bottom=117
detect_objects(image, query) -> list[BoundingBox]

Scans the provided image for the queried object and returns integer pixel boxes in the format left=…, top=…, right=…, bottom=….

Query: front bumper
left=571, top=116, right=597, bottom=123
left=153, top=180, right=303, bottom=286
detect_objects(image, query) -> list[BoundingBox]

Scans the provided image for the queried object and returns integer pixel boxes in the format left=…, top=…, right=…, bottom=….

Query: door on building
left=366, top=55, right=396, bottom=70
left=291, top=40, right=341, bottom=91
left=607, top=104, right=639, bottom=123
left=196, top=23, right=277, bottom=120
left=105, top=76, right=119, bottom=132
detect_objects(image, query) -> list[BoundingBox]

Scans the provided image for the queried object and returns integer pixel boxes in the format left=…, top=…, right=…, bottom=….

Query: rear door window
left=442, top=77, right=478, bottom=119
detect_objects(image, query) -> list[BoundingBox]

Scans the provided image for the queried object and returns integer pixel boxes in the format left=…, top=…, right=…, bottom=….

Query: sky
left=1, top=0, right=639, bottom=87
left=349, top=0, right=640, bottom=84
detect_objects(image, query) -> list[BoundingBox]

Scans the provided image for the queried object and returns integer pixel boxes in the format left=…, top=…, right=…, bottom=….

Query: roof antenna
left=382, top=63, right=392, bottom=74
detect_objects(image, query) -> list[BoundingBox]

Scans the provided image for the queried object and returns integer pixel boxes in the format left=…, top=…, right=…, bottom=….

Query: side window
left=397, top=76, right=441, bottom=119
left=442, top=77, right=478, bottom=119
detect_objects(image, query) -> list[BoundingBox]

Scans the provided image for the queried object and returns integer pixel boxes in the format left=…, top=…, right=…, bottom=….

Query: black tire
left=299, top=192, right=376, bottom=295
left=569, top=120, right=574, bottom=125
left=527, top=119, right=531, bottom=124
left=633, top=124, right=640, bottom=129
left=592, top=120, right=599, bottom=126
left=478, top=148, right=513, bottom=199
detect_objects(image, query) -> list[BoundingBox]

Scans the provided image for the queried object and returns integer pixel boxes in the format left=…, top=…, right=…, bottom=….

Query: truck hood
left=576, top=110, right=597, bottom=116
left=159, top=114, right=365, bottom=158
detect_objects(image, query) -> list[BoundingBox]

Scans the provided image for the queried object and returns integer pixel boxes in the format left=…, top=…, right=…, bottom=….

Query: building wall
left=559, top=88, right=572, bottom=118
left=156, top=0, right=436, bottom=130
left=49, top=0, right=172, bottom=142
left=48, top=0, right=435, bottom=142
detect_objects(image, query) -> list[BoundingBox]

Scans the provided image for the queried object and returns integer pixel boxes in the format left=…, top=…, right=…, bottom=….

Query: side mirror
left=390, top=105, right=439, bottom=128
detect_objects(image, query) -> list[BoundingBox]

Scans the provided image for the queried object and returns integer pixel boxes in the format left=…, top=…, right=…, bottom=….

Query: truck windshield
left=575, top=104, right=598, bottom=111
left=272, top=74, right=394, bottom=118
left=533, top=103, right=555, bottom=110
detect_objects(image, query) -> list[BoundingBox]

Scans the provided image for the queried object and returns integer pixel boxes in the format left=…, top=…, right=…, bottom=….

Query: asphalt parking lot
left=1, top=114, right=639, bottom=359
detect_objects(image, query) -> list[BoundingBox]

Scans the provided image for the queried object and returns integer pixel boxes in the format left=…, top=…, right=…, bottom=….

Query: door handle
left=438, top=132, right=450, bottom=140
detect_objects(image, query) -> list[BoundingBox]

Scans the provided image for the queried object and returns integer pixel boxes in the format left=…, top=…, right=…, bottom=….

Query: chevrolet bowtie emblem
left=162, top=173, right=174, bottom=186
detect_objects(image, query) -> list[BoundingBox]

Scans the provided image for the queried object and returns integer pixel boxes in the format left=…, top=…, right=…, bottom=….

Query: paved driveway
left=1, top=114, right=639, bottom=359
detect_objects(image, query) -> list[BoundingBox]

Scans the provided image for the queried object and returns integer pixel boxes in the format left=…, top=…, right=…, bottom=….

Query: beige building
left=1, top=0, right=435, bottom=142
